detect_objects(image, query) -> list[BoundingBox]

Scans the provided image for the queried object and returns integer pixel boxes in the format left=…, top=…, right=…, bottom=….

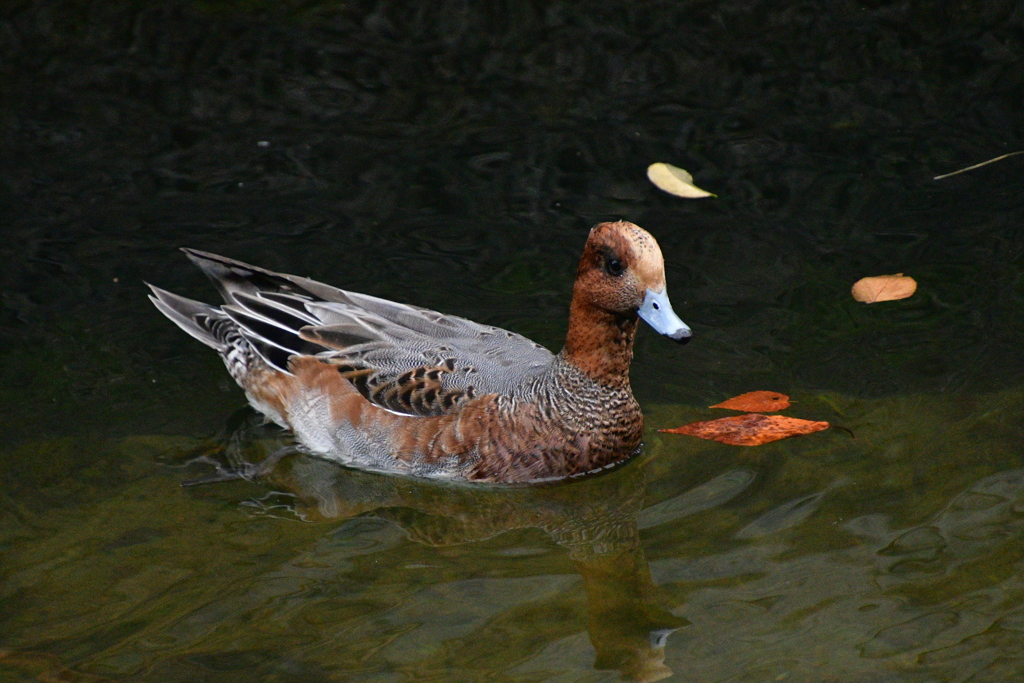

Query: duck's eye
left=605, top=257, right=624, bottom=277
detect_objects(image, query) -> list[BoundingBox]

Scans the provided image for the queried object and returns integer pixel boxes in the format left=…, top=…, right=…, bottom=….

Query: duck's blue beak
left=638, top=288, right=691, bottom=344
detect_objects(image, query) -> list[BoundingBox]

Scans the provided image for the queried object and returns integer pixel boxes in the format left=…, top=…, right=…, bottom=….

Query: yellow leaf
left=647, top=162, right=715, bottom=198
left=851, top=274, right=917, bottom=303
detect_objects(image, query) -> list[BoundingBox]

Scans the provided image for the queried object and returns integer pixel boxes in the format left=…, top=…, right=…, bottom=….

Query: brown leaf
left=851, top=274, right=917, bottom=303
left=659, top=413, right=830, bottom=446
left=710, top=391, right=791, bottom=412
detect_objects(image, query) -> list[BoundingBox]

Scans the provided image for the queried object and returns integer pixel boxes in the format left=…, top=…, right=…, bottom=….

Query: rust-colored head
left=571, top=221, right=690, bottom=343
left=575, top=221, right=667, bottom=314
left=562, top=221, right=689, bottom=384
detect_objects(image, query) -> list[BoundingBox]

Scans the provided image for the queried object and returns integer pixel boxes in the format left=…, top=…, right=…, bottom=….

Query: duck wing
left=179, top=249, right=555, bottom=418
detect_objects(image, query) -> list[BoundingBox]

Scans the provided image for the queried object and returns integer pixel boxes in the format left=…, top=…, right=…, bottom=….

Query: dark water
left=2, top=1, right=1024, bottom=680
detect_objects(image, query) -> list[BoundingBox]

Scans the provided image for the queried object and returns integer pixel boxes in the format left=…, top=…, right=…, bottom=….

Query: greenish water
left=5, top=391, right=1024, bottom=681
left=3, top=0, right=1024, bottom=681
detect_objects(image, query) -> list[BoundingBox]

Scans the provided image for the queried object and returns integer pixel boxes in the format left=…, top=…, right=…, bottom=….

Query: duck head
left=573, top=221, right=691, bottom=341
left=562, top=221, right=690, bottom=384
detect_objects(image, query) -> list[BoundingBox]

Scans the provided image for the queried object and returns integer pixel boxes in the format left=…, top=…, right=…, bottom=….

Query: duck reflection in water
left=185, top=425, right=686, bottom=683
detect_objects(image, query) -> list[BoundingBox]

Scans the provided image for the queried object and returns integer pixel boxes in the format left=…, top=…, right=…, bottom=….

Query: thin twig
left=933, top=151, right=1024, bottom=180
left=830, top=425, right=855, bottom=439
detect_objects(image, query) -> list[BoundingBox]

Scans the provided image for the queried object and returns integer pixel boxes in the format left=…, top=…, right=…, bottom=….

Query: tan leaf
left=659, top=413, right=829, bottom=446
left=851, top=274, right=917, bottom=303
left=647, top=162, right=715, bottom=198
left=710, top=391, right=791, bottom=412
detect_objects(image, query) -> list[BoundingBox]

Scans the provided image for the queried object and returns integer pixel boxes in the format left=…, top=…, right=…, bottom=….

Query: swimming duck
left=149, top=221, right=690, bottom=483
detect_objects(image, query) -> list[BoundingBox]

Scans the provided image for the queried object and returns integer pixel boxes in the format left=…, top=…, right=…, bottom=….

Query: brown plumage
left=148, top=221, right=691, bottom=483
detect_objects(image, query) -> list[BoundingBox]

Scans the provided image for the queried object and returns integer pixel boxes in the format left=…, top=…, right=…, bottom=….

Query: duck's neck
left=560, top=298, right=639, bottom=390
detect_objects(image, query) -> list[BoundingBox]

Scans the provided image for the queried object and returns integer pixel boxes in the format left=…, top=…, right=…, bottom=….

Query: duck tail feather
left=181, top=248, right=327, bottom=305
left=147, top=283, right=229, bottom=351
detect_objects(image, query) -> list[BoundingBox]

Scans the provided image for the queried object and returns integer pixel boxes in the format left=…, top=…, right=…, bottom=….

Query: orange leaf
left=710, top=391, right=791, bottom=412
left=851, top=274, right=917, bottom=303
left=659, top=413, right=829, bottom=446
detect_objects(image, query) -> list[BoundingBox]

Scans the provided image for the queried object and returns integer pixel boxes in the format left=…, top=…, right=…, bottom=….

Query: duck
left=148, top=220, right=691, bottom=484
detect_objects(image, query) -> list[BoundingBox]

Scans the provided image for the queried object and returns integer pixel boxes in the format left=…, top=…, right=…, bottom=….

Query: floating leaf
left=660, top=413, right=829, bottom=446
left=851, top=274, right=917, bottom=303
left=647, top=162, right=715, bottom=198
left=710, top=391, right=791, bottom=412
